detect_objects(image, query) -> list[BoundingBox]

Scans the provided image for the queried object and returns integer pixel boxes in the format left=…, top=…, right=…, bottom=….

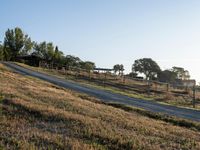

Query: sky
left=1, top=0, right=200, bottom=82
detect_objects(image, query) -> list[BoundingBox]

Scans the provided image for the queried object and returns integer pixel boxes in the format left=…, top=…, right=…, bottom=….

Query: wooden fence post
left=147, top=80, right=151, bottom=95
left=154, top=82, right=157, bottom=92
left=166, top=84, right=169, bottom=92
left=123, top=76, right=125, bottom=84
left=193, top=86, right=196, bottom=108
left=89, top=71, right=91, bottom=79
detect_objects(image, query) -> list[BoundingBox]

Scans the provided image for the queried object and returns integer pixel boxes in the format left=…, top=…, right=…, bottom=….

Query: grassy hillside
left=1, top=64, right=200, bottom=150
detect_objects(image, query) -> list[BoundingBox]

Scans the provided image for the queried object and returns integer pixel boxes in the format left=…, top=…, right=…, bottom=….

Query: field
left=1, top=63, right=200, bottom=149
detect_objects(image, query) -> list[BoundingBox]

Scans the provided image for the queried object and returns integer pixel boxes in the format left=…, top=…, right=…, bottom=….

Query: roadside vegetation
left=1, top=63, right=200, bottom=149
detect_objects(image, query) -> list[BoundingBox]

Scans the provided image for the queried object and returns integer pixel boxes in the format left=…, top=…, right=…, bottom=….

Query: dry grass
left=1, top=63, right=200, bottom=150
left=16, top=62, right=200, bottom=109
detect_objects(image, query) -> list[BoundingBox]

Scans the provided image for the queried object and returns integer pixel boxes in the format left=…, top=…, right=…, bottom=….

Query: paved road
left=2, top=62, right=200, bottom=122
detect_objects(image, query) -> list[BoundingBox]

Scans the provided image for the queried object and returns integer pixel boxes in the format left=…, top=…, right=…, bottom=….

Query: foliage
left=113, top=64, right=124, bottom=75
left=53, top=46, right=64, bottom=65
left=132, top=58, right=161, bottom=80
left=1, top=27, right=193, bottom=83
left=158, top=67, right=191, bottom=83
left=33, top=41, right=55, bottom=62
left=3, top=27, right=33, bottom=60
left=80, top=61, right=96, bottom=71
left=158, top=69, right=177, bottom=83
left=0, top=43, right=11, bottom=61
left=64, top=55, right=82, bottom=69
left=1, top=27, right=96, bottom=69
left=172, top=66, right=190, bottom=80
left=20, top=37, right=33, bottom=55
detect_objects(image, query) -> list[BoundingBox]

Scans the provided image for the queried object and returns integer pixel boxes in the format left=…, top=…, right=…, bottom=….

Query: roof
left=17, top=54, right=44, bottom=60
left=182, top=80, right=196, bottom=83
left=94, top=68, right=114, bottom=71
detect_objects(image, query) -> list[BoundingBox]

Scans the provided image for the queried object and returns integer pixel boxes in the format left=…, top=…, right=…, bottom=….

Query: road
left=2, top=61, right=200, bottom=122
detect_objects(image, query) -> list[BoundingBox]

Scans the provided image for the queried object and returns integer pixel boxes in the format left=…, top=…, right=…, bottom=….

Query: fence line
left=39, top=62, right=197, bottom=107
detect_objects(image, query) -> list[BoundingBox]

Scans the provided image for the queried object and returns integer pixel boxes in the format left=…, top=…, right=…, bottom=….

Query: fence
left=39, top=62, right=199, bottom=108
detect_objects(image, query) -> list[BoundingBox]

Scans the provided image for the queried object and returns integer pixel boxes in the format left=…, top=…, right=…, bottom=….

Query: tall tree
left=113, top=64, right=120, bottom=75
left=53, top=46, right=64, bottom=65
left=20, top=37, right=33, bottom=55
left=113, top=64, right=124, bottom=75
left=3, top=27, right=32, bottom=60
left=46, top=42, right=55, bottom=62
left=132, top=58, right=161, bottom=80
left=2, top=46, right=10, bottom=61
left=33, top=41, right=55, bottom=62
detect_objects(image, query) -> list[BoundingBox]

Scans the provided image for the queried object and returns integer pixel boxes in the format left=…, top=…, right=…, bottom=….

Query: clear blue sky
left=1, top=0, right=200, bottom=82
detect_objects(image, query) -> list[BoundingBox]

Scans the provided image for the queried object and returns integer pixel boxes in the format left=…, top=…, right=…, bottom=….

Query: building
left=16, top=53, right=44, bottom=67
left=181, top=80, right=196, bottom=87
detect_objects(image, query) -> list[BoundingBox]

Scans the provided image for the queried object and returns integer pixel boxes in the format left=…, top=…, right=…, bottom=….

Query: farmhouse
left=16, top=53, right=44, bottom=67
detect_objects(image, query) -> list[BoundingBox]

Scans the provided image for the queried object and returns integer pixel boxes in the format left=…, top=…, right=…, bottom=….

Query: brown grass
left=16, top=62, right=200, bottom=109
left=1, top=63, right=200, bottom=150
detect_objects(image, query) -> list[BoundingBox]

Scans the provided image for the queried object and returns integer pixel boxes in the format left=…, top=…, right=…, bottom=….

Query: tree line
left=113, top=59, right=191, bottom=83
left=0, top=27, right=95, bottom=71
left=131, top=58, right=190, bottom=83
left=0, top=27, right=191, bottom=84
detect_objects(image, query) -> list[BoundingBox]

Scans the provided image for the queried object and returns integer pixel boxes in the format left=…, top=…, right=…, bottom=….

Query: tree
left=46, top=42, right=55, bottom=62
left=113, top=64, right=120, bottom=74
left=113, top=64, right=124, bottom=75
left=119, top=64, right=124, bottom=75
left=20, top=37, right=33, bottom=55
left=0, top=42, right=10, bottom=61
left=0, top=27, right=97, bottom=70
left=65, top=55, right=81, bottom=69
left=53, top=46, right=64, bottom=65
left=3, top=27, right=32, bottom=60
left=80, top=61, right=96, bottom=72
left=33, top=41, right=55, bottom=63
left=2, top=46, right=10, bottom=61
left=33, top=41, right=45, bottom=58
left=172, top=67, right=190, bottom=80
left=132, top=58, right=161, bottom=80
left=158, top=70, right=177, bottom=83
